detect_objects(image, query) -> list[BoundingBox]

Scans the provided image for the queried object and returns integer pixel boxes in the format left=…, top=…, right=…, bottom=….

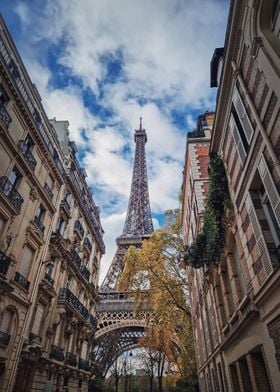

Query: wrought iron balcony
left=0, top=103, right=12, bottom=128
left=65, top=352, right=77, bottom=367
left=80, top=264, right=90, bottom=281
left=44, top=183, right=53, bottom=200
left=50, top=345, right=65, bottom=362
left=89, top=314, right=97, bottom=329
left=83, top=237, right=92, bottom=253
left=14, top=272, right=30, bottom=290
left=44, top=272, right=54, bottom=285
left=34, top=216, right=45, bottom=233
left=58, top=288, right=88, bottom=320
left=0, top=331, right=11, bottom=346
left=0, top=176, right=24, bottom=212
left=74, top=220, right=84, bottom=239
left=70, top=249, right=82, bottom=268
left=0, top=250, right=11, bottom=276
left=18, top=141, right=37, bottom=171
left=78, top=358, right=90, bottom=372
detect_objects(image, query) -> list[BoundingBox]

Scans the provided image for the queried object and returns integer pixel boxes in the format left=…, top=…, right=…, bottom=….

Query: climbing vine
left=184, top=153, right=230, bottom=268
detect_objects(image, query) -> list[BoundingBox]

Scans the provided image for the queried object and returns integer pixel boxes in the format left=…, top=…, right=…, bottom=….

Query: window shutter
left=229, top=115, right=246, bottom=164
left=232, top=86, right=254, bottom=143
left=258, top=155, right=280, bottom=227
left=31, top=304, right=44, bottom=335
left=0, top=309, right=12, bottom=333
left=18, top=245, right=34, bottom=277
left=245, top=193, right=273, bottom=276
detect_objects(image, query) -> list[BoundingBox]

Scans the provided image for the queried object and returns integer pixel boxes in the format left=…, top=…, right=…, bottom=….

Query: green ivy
left=184, top=153, right=230, bottom=268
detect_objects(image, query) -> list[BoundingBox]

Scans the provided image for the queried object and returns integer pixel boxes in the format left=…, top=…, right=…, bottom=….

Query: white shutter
left=18, top=245, right=34, bottom=277
left=245, top=194, right=273, bottom=276
left=258, top=155, right=280, bottom=227
left=0, top=309, right=12, bottom=333
left=31, top=304, right=44, bottom=335
left=229, top=115, right=246, bottom=164
left=232, top=86, right=254, bottom=143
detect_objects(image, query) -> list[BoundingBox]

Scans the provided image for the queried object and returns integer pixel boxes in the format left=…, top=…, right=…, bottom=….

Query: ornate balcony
left=0, top=103, right=12, bottom=128
left=80, top=264, right=90, bottom=281
left=0, top=250, right=11, bottom=276
left=44, top=183, right=53, bottom=200
left=65, top=352, right=77, bottom=367
left=89, top=314, right=97, bottom=329
left=74, top=220, right=84, bottom=239
left=78, top=358, right=90, bottom=372
left=70, top=249, right=82, bottom=269
left=0, top=176, right=24, bottom=212
left=0, top=331, right=11, bottom=346
left=34, top=216, right=45, bottom=233
left=58, top=288, right=88, bottom=320
left=14, top=272, right=30, bottom=290
left=83, top=237, right=92, bottom=253
left=44, top=272, right=54, bottom=285
left=18, top=141, right=37, bottom=171
left=50, top=345, right=65, bottom=362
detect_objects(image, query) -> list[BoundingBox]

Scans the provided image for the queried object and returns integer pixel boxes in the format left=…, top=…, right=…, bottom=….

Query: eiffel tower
left=93, top=119, right=154, bottom=374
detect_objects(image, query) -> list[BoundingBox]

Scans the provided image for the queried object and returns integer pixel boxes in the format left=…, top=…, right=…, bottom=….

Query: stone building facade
left=182, top=0, right=280, bottom=391
left=0, top=15, right=105, bottom=392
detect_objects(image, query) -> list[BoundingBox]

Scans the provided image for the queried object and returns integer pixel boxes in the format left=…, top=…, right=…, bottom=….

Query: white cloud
left=8, top=0, right=229, bottom=283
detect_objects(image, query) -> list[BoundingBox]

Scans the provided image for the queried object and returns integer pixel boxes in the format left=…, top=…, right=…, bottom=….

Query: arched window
left=0, top=309, right=13, bottom=346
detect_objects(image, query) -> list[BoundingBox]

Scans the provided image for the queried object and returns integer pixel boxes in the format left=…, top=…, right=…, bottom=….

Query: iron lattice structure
left=101, top=119, right=153, bottom=291
left=95, top=120, right=154, bottom=375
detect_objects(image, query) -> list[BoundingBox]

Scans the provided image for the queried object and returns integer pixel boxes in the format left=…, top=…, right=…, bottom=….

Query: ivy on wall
left=184, top=153, right=230, bottom=269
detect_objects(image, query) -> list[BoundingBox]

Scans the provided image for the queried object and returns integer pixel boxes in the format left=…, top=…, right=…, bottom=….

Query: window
left=65, top=275, right=72, bottom=289
left=35, top=205, right=45, bottom=222
left=0, top=85, right=9, bottom=106
left=18, top=245, right=34, bottom=278
left=57, top=218, right=66, bottom=235
left=0, top=309, right=13, bottom=333
left=8, top=167, right=21, bottom=189
left=0, top=215, right=5, bottom=234
left=23, top=135, right=34, bottom=151
left=232, top=241, right=246, bottom=296
left=44, top=174, right=54, bottom=199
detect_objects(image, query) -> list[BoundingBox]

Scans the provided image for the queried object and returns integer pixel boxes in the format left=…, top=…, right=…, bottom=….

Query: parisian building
left=182, top=0, right=280, bottom=391
left=0, top=15, right=105, bottom=392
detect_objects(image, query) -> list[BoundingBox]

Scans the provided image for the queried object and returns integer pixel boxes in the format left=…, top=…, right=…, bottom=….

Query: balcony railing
left=14, top=272, right=30, bottom=290
left=78, top=358, right=90, bottom=372
left=74, top=220, right=84, bottom=239
left=50, top=345, right=64, bottom=362
left=0, top=35, right=65, bottom=180
left=89, top=314, right=97, bottom=329
left=58, top=288, right=88, bottom=320
left=44, top=272, right=54, bottom=285
left=65, top=352, right=77, bottom=367
left=0, top=176, right=24, bottom=212
left=44, top=183, right=53, bottom=200
left=0, top=103, right=12, bottom=128
left=0, top=331, right=11, bottom=346
left=80, top=264, right=90, bottom=281
left=0, top=250, right=11, bottom=276
left=34, top=216, right=45, bottom=233
left=18, top=141, right=37, bottom=171
left=70, top=249, right=82, bottom=269
left=84, top=237, right=92, bottom=253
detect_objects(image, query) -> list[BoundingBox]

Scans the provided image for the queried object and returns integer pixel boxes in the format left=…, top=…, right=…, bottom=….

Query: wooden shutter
left=245, top=193, right=273, bottom=276
left=31, top=304, right=44, bottom=335
left=232, top=86, right=254, bottom=143
left=0, top=309, right=12, bottom=333
left=229, top=115, right=246, bottom=164
left=18, top=245, right=34, bottom=277
left=258, top=155, right=280, bottom=227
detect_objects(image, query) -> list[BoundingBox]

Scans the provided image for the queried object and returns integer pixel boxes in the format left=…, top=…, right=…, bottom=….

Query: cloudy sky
left=1, top=0, right=229, bottom=282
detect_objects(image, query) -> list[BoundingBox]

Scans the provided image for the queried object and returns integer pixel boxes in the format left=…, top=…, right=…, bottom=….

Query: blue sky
left=1, top=0, right=229, bottom=281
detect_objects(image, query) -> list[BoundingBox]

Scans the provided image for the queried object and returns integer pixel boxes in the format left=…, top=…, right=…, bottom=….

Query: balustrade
left=50, top=345, right=64, bottom=362
left=0, top=250, right=11, bottom=276
left=18, top=140, right=37, bottom=171
left=14, top=271, right=30, bottom=290
left=0, top=176, right=24, bottom=211
left=0, top=103, right=12, bottom=128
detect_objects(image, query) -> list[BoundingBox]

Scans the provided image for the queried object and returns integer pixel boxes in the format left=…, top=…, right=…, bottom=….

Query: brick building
left=0, top=15, right=105, bottom=391
left=182, top=0, right=280, bottom=391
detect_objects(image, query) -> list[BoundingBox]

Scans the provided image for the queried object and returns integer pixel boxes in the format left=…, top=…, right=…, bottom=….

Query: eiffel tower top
left=121, top=118, right=154, bottom=238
